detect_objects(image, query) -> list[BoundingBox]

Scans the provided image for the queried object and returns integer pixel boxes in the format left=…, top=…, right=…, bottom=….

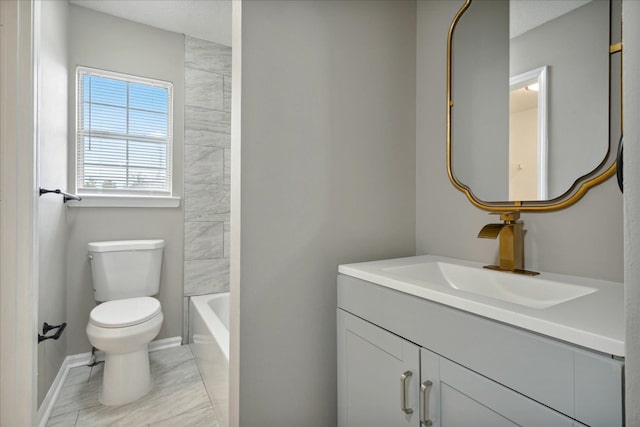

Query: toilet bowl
left=86, top=296, right=163, bottom=406
left=86, top=239, right=165, bottom=406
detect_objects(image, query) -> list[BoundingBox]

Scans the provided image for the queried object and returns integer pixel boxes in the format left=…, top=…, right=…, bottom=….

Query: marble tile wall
left=183, top=37, right=231, bottom=299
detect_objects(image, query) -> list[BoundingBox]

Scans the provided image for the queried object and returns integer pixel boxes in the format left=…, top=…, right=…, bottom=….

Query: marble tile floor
left=46, top=345, right=220, bottom=427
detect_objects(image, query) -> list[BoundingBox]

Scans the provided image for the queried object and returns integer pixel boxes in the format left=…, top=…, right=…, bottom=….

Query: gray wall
left=624, top=0, right=640, bottom=423
left=452, top=0, right=509, bottom=201
left=65, top=5, right=185, bottom=354
left=238, top=1, right=416, bottom=424
left=37, top=0, right=68, bottom=406
left=511, top=0, right=609, bottom=199
left=416, top=0, right=623, bottom=283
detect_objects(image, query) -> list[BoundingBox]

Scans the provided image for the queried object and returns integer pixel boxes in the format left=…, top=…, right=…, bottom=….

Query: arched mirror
left=447, top=0, right=622, bottom=211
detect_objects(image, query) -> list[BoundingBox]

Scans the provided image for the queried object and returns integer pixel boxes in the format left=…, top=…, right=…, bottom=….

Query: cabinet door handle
left=420, top=380, right=433, bottom=426
left=400, top=371, right=413, bottom=414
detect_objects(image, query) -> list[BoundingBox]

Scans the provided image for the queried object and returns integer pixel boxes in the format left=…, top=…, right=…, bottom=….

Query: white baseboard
left=149, top=336, right=183, bottom=353
left=35, top=336, right=182, bottom=427
left=65, top=336, right=183, bottom=368
left=35, top=357, right=71, bottom=427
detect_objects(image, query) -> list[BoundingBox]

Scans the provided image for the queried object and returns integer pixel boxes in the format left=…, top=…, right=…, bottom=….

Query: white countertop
left=338, top=255, right=625, bottom=357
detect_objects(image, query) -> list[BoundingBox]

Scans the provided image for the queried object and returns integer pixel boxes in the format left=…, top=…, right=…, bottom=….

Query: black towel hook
left=39, top=187, right=82, bottom=203
left=38, top=322, right=67, bottom=343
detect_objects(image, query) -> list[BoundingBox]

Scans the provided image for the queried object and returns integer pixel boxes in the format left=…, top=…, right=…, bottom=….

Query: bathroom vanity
left=337, top=256, right=624, bottom=427
left=337, top=1, right=626, bottom=424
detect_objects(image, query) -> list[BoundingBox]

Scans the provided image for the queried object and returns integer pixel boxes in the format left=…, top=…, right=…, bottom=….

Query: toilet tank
left=88, top=240, right=164, bottom=302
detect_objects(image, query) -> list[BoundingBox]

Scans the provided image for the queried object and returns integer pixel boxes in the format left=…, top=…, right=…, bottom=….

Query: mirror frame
left=446, top=0, right=621, bottom=212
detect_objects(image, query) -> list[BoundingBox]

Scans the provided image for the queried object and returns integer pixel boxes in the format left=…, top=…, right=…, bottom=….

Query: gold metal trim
left=482, top=265, right=540, bottom=276
left=446, top=0, right=621, bottom=212
left=610, top=42, right=622, bottom=53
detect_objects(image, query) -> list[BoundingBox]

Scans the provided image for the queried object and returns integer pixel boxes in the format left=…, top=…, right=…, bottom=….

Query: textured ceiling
left=510, top=0, right=592, bottom=38
left=69, top=0, right=232, bottom=46
left=68, top=0, right=593, bottom=54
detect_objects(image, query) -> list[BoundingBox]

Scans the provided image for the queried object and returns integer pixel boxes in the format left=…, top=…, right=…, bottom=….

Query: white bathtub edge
left=189, top=292, right=230, bottom=426
left=190, top=293, right=230, bottom=361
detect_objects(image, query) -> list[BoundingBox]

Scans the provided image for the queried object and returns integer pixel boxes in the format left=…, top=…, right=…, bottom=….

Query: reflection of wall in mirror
left=510, top=0, right=609, bottom=199
left=452, top=0, right=509, bottom=201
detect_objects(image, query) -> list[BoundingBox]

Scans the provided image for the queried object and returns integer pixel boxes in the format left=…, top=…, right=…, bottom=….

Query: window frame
left=73, top=66, right=179, bottom=207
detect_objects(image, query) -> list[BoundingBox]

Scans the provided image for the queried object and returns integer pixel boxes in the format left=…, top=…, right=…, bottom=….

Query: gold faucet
left=478, top=212, right=539, bottom=276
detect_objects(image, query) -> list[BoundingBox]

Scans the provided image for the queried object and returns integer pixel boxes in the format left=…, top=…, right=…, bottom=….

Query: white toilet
left=86, top=239, right=165, bottom=406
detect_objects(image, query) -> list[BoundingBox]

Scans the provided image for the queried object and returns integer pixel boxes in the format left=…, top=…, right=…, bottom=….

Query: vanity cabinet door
left=338, top=310, right=421, bottom=427
left=435, top=356, right=581, bottom=427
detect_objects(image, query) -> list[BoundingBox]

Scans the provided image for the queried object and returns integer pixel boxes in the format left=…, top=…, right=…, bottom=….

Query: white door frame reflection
left=509, top=65, right=548, bottom=200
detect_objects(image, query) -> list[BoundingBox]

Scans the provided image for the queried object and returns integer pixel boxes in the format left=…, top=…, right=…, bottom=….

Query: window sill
left=66, top=195, right=181, bottom=208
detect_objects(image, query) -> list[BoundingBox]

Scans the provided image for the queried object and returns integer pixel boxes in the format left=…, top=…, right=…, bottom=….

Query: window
left=76, top=67, right=173, bottom=197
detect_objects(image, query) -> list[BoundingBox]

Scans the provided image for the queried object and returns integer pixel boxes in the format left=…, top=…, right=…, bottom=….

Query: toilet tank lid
left=88, top=239, right=165, bottom=253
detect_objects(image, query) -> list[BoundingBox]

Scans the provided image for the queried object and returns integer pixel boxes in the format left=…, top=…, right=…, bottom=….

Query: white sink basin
left=339, top=255, right=624, bottom=355
left=382, top=262, right=597, bottom=309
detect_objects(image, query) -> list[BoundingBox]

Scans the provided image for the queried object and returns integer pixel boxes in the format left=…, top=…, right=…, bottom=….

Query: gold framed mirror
left=447, top=0, right=622, bottom=212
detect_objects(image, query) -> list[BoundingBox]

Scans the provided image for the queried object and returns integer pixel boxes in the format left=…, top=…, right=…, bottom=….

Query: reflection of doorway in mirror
left=508, top=66, right=548, bottom=200
left=509, top=86, right=538, bottom=200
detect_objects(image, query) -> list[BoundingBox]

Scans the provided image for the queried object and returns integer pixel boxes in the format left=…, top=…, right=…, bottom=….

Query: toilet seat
left=90, top=297, right=161, bottom=328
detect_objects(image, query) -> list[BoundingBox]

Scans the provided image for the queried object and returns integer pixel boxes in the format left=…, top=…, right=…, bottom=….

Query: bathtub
left=189, top=293, right=229, bottom=426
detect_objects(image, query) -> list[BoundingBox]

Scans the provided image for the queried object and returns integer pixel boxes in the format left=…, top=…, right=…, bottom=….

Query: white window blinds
left=77, top=67, right=173, bottom=196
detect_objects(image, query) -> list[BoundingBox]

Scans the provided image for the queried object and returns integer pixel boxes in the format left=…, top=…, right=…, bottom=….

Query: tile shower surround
left=183, top=37, right=231, bottom=301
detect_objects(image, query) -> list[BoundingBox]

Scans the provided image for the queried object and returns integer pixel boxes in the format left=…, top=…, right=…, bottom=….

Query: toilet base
left=99, top=346, right=152, bottom=406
